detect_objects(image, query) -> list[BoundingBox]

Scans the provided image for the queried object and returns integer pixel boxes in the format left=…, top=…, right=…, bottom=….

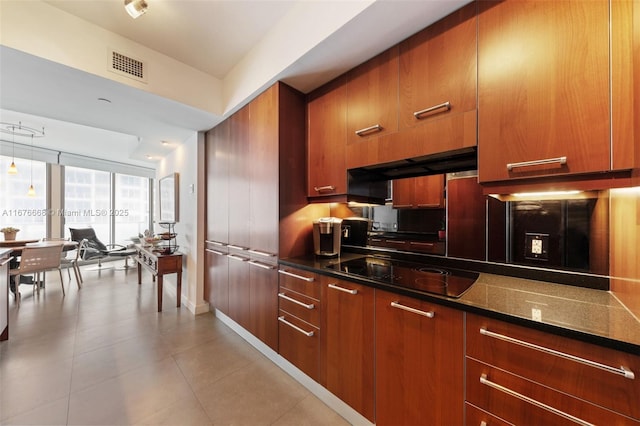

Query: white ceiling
left=0, top=0, right=470, bottom=169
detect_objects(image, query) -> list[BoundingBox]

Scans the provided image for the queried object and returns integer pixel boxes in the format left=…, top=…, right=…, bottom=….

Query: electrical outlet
left=531, top=308, right=542, bottom=322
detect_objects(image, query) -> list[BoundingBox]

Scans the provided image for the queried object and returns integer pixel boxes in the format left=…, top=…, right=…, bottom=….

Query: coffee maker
left=313, top=217, right=342, bottom=257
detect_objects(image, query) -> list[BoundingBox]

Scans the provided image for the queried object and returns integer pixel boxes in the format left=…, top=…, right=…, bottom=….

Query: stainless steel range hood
left=348, top=146, right=478, bottom=184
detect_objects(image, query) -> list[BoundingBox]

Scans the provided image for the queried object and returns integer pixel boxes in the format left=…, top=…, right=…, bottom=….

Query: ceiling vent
left=108, top=49, right=147, bottom=83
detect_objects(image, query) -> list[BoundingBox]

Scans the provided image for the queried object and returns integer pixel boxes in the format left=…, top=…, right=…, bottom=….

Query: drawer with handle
left=467, top=313, right=640, bottom=420
left=278, top=268, right=320, bottom=300
left=278, top=290, right=319, bottom=326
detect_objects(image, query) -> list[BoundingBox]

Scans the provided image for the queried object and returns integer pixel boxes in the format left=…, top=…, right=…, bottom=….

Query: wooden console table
left=134, top=244, right=182, bottom=312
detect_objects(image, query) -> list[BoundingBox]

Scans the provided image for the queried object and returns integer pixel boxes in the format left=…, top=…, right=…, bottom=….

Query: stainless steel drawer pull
left=413, top=101, right=451, bottom=118
left=278, top=269, right=315, bottom=282
left=205, top=248, right=225, bottom=256
left=248, top=260, right=275, bottom=270
left=328, top=283, right=358, bottom=295
left=480, top=327, right=636, bottom=380
left=480, top=374, right=594, bottom=426
left=278, top=292, right=315, bottom=309
left=314, top=185, right=336, bottom=192
left=227, top=244, right=248, bottom=251
left=227, top=254, right=248, bottom=262
left=248, top=249, right=275, bottom=257
left=409, top=242, right=434, bottom=247
left=506, top=156, right=567, bottom=171
left=390, top=301, right=434, bottom=318
left=355, top=124, right=382, bottom=136
left=278, top=316, right=314, bottom=337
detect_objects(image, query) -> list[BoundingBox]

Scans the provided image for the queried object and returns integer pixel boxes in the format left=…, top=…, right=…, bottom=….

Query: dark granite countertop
left=279, top=253, right=640, bottom=355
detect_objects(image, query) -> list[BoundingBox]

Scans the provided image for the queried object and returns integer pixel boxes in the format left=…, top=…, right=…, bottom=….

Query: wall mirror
left=159, top=173, right=179, bottom=223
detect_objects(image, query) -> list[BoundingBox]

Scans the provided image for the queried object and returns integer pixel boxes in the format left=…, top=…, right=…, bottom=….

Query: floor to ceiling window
left=114, top=173, right=151, bottom=242
left=64, top=166, right=112, bottom=240
left=0, top=155, right=47, bottom=240
left=64, top=166, right=151, bottom=244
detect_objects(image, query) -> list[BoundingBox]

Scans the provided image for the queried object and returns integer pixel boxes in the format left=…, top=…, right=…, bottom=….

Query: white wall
left=156, top=133, right=208, bottom=315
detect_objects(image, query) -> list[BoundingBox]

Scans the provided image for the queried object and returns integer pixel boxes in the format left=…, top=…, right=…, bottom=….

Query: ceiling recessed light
left=98, top=98, right=111, bottom=103
left=146, top=155, right=153, bottom=159
left=161, top=141, right=169, bottom=146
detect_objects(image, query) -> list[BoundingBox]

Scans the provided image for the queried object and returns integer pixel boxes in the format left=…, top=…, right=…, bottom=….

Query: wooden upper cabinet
left=346, top=46, right=399, bottom=145
left=399, top=1, right=477, bottom=131
left=228, top=105, right=251, bottom=248
left=392, top=174, right=444, bottom=209
left=205, top=119, right=229, bottom=242
left=611, top=0, right=639, bottom=171
left=249, top=85, right=279, bottom=255
left=478, top=0, right=611, bottom=183
left=307, top=76, right=347, bottom=198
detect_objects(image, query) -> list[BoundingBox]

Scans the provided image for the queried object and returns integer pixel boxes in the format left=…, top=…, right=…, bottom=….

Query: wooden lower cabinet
left=227, top=252, right=251, bottom=330
left=375, top=289, right=464, bottom=426
left=278, top=267, right=321, bottom=381
left=204, top=243, right=228, bottom=314
left=322, top=276, right=375, bottom=422
left=249, top=259, right=278, bottom=351
left=466, top=313, right=640, bottom=424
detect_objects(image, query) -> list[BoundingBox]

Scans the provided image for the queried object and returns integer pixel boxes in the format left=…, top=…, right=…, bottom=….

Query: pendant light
left=7, top=125, right=18, bottom=175
left=27, top=134, right=35, bottom=197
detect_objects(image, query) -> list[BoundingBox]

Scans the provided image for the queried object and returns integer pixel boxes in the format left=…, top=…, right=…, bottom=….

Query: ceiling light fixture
left=124, top=0, right=148, bottom=19
left=27, top=135, right=36, bottom=197
left=1, top=121, right=45, bottom=175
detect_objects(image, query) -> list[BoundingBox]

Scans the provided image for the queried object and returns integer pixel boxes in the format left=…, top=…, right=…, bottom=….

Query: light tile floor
left=0, top=263, right=350, bottom=425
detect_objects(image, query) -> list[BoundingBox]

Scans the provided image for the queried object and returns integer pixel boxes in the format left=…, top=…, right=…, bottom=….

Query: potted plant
left=438, top=220, right=446, bottom=241
left=1, top=227, right=20, bottom=241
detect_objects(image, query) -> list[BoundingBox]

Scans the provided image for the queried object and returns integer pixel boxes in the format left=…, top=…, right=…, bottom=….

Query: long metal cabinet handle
left=1, top=257, right=12, bottom=267
left=278, top=316, right=315, bottom=337
left=278, top=269, right=315, bottom=282
left=248, top=249, right=275, bottom=257
left=227, top=244, right=248, bottom=251
left=413, top=101, right=451, bottom=118
left=205, top=248, right=225, bottom=256
left=480, top=374, right=594, bottom=426
left=278, top=292, right=315, bottom=309
left=205, top=240, right=226, bottom=247
left=390, top=301, right=434, bottom=318
left=248, top=260, right=275, bottom=270
left=354, top=124, right=382, bottom=136
left=313, top=185, right=336, bottom=192
left=328, top=283, right=358, bottom=295
left=227, top=254, right=248, bottom=262
left=480, top=327, right=635, bottom=380
left=506, top=156, right=567, bottom=171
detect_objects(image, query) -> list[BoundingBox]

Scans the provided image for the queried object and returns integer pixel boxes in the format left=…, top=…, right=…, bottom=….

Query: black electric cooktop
left=325, top=256, right=479, bottom=298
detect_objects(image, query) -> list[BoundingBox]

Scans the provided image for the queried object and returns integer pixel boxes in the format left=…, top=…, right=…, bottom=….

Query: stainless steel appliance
left=325, top=256, right=478, bottom=298
left=341, top=217, right=372, bottom=247
left=313, top=217, right=342, bottom=257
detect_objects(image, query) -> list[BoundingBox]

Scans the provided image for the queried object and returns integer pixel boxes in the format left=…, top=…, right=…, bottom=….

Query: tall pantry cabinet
left=205, top=82, right=308, bottom=351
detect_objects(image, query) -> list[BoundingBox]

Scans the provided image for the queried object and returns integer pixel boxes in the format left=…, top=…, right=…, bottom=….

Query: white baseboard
left=213, top=310, right=374, bottom=426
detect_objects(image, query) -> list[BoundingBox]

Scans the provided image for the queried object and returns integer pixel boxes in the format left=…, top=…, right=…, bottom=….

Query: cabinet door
left=346, top=46, right=399, bottom=145
left=392, top=174, right=444, bottom=208
left=278, top=311, right=320, bottom=381
left=249, top=259, right=278, bottom=350
left=322, top=277, right=374, bottom=422
left=249, top=86, right=279, bottom=254
left=307, top=76, right=347, bottom=198
left=612, top=0, right=639, bottom=170
left=399, top=2, right=476, bottom=131
left=375, top=290, right=464, bottom=426
left=227, top=253, right=250, bottom=329
left=204, top=246, right=228, bottom=313
left=478, top=0, right=610, bottom=183
left=205, top=118, right=229, bottom=242
left=228, top=105, right=251, bottom=248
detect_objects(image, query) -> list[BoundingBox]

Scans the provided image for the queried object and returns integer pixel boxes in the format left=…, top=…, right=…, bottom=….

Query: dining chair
left=9, top=244, right=65, bottom=300
left=43, top=237, right=83, bottom=288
